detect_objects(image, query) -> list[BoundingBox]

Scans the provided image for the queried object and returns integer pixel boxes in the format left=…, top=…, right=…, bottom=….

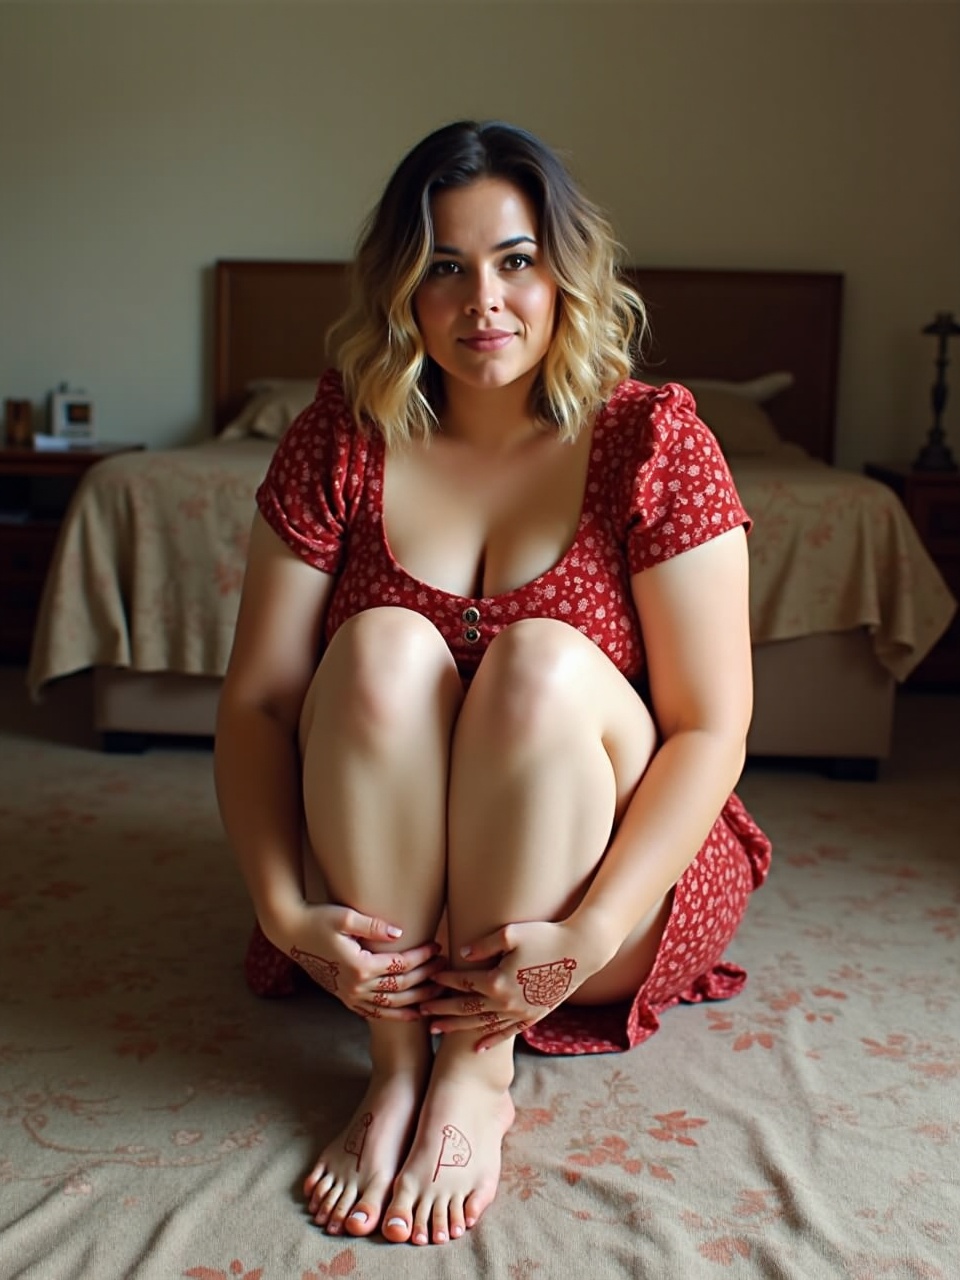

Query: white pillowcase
left=220, top=378, right=318, bottom=441
left=679, top=371, right=794, bottom=403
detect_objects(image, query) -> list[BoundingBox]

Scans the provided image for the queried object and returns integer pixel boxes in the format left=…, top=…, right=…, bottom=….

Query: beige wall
left=1, top=1, right=957, bottom=469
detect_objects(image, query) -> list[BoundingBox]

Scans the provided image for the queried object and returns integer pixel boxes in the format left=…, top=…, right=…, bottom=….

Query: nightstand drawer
left=0, top=525, right=61, bottom=583
left=910, top=487, right=960, bottom=555
left=864, top=462, right=960, bottom=689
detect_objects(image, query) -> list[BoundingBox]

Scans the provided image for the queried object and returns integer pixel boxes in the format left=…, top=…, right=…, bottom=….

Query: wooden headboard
left=214, top=260, right=843, bottom=461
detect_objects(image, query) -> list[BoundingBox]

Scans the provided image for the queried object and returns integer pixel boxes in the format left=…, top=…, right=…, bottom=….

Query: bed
left=26, top=261, right=956, bottom=773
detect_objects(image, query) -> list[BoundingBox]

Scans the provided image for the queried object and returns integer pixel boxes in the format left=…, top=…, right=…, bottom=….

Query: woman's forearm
left=569, top=728, right=746, bottom=951
left=213, top=701, right=306, bottom=940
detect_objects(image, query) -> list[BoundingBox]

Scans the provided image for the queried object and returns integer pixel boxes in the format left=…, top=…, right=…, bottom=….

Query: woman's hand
left=267, top=903, right=447, bottom=1022
left=423, top=918, right=610, bottom=1051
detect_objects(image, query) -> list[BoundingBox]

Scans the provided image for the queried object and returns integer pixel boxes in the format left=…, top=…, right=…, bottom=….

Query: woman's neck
left=437, top=374, right=544, bottom=454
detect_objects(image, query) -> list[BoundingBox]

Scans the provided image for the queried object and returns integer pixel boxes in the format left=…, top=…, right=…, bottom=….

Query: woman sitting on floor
left=214, top=118, right=771, bottom=1248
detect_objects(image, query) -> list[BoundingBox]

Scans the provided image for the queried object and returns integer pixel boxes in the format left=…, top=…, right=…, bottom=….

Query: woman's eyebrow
left=431, top=235, right=539, bottom=256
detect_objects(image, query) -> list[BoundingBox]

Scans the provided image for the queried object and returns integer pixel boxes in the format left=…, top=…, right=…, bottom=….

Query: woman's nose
left=465, top=265, right=503, bottom=315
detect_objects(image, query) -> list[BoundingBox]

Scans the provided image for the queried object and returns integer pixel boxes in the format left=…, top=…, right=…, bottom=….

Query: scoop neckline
left=368, top=398, right=617, bottom=607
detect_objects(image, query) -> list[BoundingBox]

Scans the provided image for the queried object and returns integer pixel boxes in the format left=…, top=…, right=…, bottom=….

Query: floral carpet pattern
left=1, top=674, right=958, bottom=1279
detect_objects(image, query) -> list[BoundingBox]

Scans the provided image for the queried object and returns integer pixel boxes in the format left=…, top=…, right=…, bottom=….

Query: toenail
left=386, top=1217, right=406, bottom=1229
left=349, top=1211, right=368, bottom=1223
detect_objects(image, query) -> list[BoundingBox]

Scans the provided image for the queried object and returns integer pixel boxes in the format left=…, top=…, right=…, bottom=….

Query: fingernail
left=387, top=926, right=403, bottom=938
left=460, top=945, right=472, bottom=958
left=431, top=1025, right=442, bottom=1035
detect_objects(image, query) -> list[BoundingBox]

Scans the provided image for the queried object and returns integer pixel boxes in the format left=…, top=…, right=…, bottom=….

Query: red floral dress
left=244, top=370, right=772, bottom=1054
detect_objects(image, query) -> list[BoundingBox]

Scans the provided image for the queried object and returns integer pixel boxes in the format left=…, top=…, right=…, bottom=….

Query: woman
left=214, top=119, right=770, bottom=1248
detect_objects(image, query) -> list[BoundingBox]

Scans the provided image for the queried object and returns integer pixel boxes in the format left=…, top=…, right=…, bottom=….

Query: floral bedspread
left=27, top=440, right=956, bottom=697
left=731, top=448, right=955, bottom=680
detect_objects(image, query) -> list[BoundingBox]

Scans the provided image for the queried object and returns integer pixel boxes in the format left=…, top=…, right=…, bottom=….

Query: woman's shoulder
left=603, top=377, right=697, bottom=423
left=597, top=378, right=700, bottom=456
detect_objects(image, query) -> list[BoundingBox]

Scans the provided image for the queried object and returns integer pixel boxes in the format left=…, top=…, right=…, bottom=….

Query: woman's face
left=414, top=177, right=558, bottom=398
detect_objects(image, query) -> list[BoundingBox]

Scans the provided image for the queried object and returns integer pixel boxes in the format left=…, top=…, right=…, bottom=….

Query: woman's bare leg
left=382, top=619, right=661, bottom=1245
left=298, top=608, right=463, bottom=1237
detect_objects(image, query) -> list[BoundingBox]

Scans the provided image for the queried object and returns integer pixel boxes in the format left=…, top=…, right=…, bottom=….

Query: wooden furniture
left=864, top=462, right=960, bottom=688
left=0, top=445, right=143, bottom=662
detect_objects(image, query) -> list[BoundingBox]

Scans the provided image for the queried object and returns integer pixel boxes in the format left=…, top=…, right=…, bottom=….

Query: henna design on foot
left=433, top=1125, right=472, bottom=1183
left=343, top=1111, right=373, bottom=1171
left=516, top=957, right=577, bottom=1006
left=290, top=946, right=340, bottom=994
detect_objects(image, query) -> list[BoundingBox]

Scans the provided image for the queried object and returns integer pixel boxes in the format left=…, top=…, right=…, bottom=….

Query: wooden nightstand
left=0, top=444, right=144, bottom=663
left=864, top=462, right=960, bottom=689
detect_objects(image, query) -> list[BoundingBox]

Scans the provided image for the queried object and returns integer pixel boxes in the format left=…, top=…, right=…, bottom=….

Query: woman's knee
left=466, top=619, right=658, bottom=771
left=300, top=607, right=459, bottom=746
left=469, top=619, right=609, bottom=728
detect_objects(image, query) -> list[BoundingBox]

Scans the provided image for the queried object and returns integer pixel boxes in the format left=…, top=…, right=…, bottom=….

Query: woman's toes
left=344, top=1201, right=379, bottom=1237
left=306, top=1170, right=333, bottom=1212
left=431, top=1200, right=451, bottom=1244
left=448, top=1197, right=466, bottom=1240
left=382, top=1213, right=412, bottom=1243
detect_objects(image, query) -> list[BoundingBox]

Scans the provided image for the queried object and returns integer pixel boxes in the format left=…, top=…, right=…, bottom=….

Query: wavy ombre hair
left=332, top=120, right=647, bottom=445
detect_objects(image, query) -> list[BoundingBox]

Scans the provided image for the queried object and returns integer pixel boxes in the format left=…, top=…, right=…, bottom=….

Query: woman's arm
left=569, top=525, right=753, bottom=945
left=214, top=513, right=334, bottom=936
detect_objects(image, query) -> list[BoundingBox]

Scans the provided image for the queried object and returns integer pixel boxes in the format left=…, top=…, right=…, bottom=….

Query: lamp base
left=912, top=429, right=958, bottom=473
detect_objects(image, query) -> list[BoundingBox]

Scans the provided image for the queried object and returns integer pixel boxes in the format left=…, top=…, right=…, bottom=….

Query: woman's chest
left=379, top=429, right=597, bottom=599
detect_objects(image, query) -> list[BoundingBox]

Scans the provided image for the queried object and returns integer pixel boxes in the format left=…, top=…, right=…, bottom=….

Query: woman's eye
left=503, top=253, right=534, bottom=271
left=428, top=260, right=461, bottom=277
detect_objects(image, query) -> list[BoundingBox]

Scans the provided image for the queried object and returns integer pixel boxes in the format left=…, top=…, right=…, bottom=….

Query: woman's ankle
left=367, top=1018, right=434, bottom=1074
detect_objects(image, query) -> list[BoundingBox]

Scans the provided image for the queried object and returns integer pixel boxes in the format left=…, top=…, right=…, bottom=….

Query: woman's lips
left=459, top=331, right=515, bottom=352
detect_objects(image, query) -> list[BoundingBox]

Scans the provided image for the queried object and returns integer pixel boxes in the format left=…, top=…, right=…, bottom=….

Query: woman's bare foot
left=381, top=1041, right=516, bottom=1245
left=304, top=1030, right=432, bottom=1237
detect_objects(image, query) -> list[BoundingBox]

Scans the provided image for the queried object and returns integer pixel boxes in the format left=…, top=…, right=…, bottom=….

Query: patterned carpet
left=1, top=670, right=958, bottom=1279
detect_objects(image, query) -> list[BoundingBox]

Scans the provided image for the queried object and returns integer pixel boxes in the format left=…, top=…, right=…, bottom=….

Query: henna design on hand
left=290, top=946, right=340, bottom=994
left=480, top=1012, right=504, bottom=1033
left=372, top=992, right=390, bottom=1008
left=375, top=975, right=400, bottom=993
left=461, top=996, right=485, bottom=1015
left=385, top=958, right=405, bottom=976
left=343, top=1111, right=372, bottom=1171
left=516, top=957, right=577, bottom=1006
left=433, top=1124, right=472, bottom=1183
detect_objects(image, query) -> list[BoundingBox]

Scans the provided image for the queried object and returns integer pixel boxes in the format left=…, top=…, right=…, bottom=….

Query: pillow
left=681, top=371, right=794, bottom=403
left=682, top=384, right=782, bottom=455
left=220, top=378, right=318, bottom=441
left=641, top=370, right=792, bottom=455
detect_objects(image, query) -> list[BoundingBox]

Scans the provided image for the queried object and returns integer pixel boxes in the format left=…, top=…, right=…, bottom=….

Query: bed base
left=92, top=629, right=895, bottom=774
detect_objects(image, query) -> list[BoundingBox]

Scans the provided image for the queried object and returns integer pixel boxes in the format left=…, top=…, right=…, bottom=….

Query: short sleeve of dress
left=624, top=381, right=751, bottom=575
left=255, top=369, right=365, bottom=575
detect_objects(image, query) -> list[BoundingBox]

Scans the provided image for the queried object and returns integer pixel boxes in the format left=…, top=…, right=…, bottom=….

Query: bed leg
left=824, top=757, right=880, bottom=782
left=101, top=730, right=150, bottom=754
